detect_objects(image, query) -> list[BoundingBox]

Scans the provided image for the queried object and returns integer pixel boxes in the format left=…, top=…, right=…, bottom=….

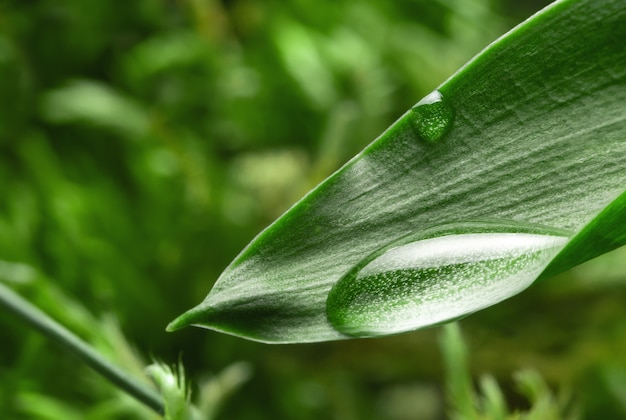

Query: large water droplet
left=326, top=224, right=569, bottom=337
left=410, top=90, right=454, bottom=143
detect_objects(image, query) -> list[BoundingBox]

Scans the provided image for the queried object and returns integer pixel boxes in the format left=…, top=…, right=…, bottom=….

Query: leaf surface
left=169, top=0, right=626, bottom=343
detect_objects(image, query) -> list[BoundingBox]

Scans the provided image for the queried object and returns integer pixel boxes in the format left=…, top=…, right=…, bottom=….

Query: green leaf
left=168, top=0, right=626, bottom=343
left=40, top=80, right=150, bottom=138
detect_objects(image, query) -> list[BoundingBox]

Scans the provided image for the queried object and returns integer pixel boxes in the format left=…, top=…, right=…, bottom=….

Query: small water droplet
left=409, top=90, right=454, bottom=143
left=326, top=223, right=569, bottom=337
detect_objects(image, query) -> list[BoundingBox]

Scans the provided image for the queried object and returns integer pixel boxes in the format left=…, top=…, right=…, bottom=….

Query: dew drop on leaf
left=326, top=227, right=568, bottom=337
left=409, top=90, right=454, bottom=143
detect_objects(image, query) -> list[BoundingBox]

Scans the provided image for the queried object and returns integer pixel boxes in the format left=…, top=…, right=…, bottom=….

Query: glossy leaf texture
left=169, top=0, right=626, bottom=343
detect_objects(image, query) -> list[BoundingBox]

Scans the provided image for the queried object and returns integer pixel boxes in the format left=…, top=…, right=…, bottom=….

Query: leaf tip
left=166, top=306, right=204, bottom=332
left=165, top=315, right=188, bottom=332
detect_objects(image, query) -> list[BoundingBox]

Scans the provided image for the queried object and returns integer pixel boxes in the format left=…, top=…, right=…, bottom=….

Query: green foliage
left=1, top=0, right=626, bottom=418
left=441, top=323, right=579, bottom=419
left=170, top=0, right=626, bottom=343
left=146, top=362, right=195, bottom=420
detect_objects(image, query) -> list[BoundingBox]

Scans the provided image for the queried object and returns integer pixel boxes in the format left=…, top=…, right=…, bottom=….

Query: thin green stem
left=0, top=282, right=165, bottom=416
left=440, top=323, right=477, bottom=417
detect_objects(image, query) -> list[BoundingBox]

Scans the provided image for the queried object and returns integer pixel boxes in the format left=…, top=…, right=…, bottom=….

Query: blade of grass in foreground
left=169, top=0, right=626, bottom=343
left=0, top=282, right=164, bottom=414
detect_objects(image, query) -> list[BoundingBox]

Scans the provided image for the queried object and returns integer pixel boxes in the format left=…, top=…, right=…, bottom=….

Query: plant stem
left=0, top=282, right=165, bottom=415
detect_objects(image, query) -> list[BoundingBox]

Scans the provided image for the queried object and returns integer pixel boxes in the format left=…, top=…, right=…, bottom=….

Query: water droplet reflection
left=409, top=90, right=454, bottom=143
left=326, top=225, right=568, bottom=337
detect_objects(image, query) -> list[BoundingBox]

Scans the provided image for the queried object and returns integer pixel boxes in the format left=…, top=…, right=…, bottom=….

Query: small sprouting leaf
left=169, top=0, right=626, bottom=343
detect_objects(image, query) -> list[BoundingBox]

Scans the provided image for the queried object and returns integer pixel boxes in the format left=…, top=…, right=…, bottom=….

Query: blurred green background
left=1, top=0, right=626, bottom=418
